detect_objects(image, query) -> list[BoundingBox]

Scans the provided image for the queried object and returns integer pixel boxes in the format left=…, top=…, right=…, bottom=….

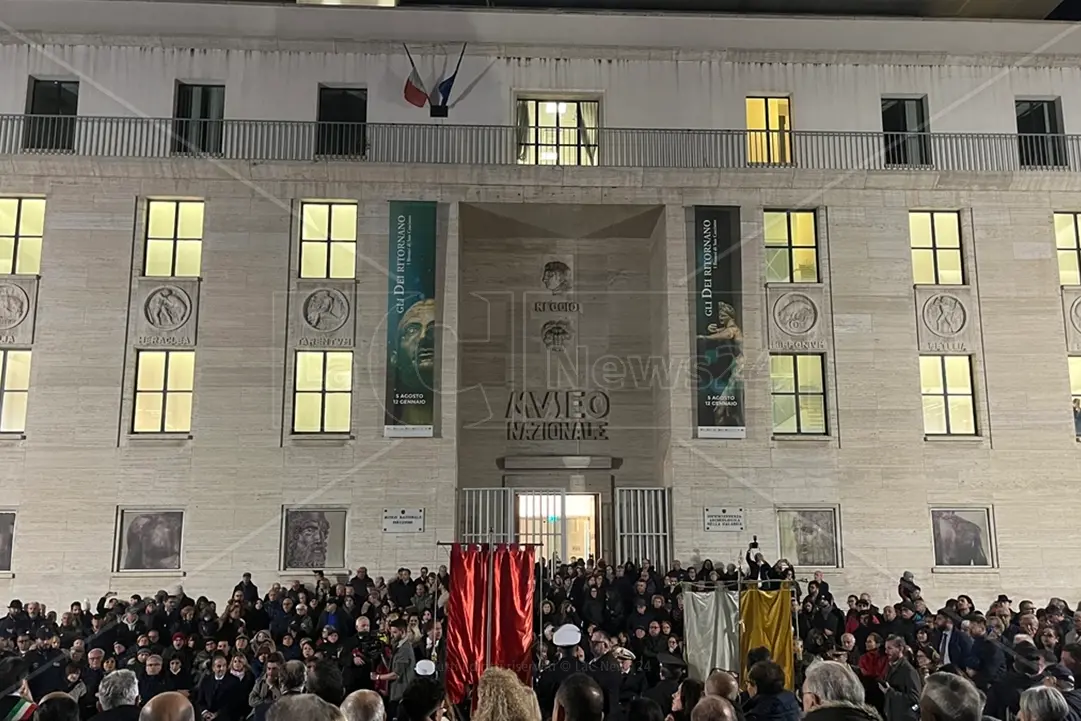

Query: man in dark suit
left=193, top=655, right=240, bottom=721
left=965, top=616, right=1006, bottom=690
left=587, top=630, right=623, bottom=721
left=935, top=609, right=973, bottom=672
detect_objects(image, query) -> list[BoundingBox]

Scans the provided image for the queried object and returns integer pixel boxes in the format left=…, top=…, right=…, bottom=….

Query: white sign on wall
left=703, top=507, right=745, bottom=532
left=382, top=508, right=426, bottom=533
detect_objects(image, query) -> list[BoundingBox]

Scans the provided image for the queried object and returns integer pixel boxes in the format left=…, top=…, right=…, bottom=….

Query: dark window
left=316, top=87, right=367, bottom=157
left=882, top=97, right=931, bottom=167
left=23, top=79, right=78, bottom=152
left=172, top=83, right=225, bottom=155
left=1015, top=99, right=1065, bottom=168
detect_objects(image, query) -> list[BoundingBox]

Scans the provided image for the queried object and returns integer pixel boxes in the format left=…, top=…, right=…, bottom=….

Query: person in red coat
left=860, top=633, right=889, bottom=680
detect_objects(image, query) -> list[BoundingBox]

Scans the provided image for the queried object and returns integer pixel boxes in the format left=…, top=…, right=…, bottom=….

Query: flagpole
left=402, top=43, right=428, bottom=94
left=450, top=43, right=466, bottom=86
left=484, top=528, right=495, bottom=671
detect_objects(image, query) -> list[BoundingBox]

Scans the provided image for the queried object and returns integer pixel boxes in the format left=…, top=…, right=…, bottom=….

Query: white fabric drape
left=683, top=589, right=740, bottom=682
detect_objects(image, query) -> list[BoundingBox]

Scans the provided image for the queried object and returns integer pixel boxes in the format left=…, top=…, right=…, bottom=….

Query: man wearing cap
left=587, top=630, right=623, bottom=721
left=1042, top=665, right=1081, bottom=721
left=614, top=647, right=646, bottom=706
left=0, top=601, right=28, bottom=640
left=537, top=624, right=588, bottom=719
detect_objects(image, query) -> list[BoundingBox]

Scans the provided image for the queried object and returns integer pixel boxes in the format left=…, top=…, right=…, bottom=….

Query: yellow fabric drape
left=738, top=585, right=795, bottom=690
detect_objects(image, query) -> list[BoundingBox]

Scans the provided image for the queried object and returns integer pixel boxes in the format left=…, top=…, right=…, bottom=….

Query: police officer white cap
left=553, top=623, right=582, bottom=647
left=415, top=659, right=436, bottom=676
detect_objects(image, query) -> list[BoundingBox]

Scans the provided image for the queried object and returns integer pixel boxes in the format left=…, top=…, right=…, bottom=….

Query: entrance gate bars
left=457, top=487, right=671, bottom=569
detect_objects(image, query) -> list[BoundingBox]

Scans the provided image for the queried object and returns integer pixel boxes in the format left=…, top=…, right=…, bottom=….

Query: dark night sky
left=1050, top=0, right=1081, bottom=18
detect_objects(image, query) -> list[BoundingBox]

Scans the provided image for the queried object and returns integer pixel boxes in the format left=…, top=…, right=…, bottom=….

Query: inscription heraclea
left=138, top=336, right=191, bottom=346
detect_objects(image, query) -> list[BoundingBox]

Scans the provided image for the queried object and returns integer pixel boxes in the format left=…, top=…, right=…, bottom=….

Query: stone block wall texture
left=0, top=158, right=1078, bottom=608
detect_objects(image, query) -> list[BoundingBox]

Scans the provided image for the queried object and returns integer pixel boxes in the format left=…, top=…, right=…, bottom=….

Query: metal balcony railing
left=3, top=114, right=1081, bottom=172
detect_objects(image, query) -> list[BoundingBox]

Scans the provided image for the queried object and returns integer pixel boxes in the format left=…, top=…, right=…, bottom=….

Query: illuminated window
left=134, top=350, right=194, bottom=433
left=920, top=355, right=976, bottom=436
left=746, top=97, right=791, bottom=165
left=515, top=99, right=599, bottom=167
left=770, top=354, right=826, bottom=435
left=293, top=351, right=353, bottom=434
left=300, top=202, right=357, bottom=279
left=764, top=210, right=818, bottom=283
left=1054, top=213, right=1081, bottom=285
left=144, top=200, right=204, bottom=277
left=909, top=211, right=963, bottom=285
left=0, top=198, right=45, bottom=275
left=1070, top=357, right=1081, bottom=438
left=0, top=350, right=31, bottom=433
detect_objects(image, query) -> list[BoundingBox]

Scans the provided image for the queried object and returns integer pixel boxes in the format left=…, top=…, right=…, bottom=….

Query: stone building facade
left=0, top=0, right=1078, bottom=607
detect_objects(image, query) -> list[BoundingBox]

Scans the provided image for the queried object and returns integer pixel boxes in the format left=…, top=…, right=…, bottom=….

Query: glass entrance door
left=516, top=491, right=597, bottom=564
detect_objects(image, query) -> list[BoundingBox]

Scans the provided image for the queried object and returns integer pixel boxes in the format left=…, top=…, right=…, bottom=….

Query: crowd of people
left=0, top=553, right=1077, bottom=721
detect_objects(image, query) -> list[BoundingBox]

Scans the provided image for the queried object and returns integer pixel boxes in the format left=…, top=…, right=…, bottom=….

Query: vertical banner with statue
left=384, top=201, right=438, bottom=438
left=694, top=206, right=745, bottom=439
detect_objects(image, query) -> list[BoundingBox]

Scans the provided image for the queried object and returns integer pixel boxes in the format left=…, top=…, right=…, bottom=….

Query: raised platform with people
left=0, top=549, right=1078, bottom=721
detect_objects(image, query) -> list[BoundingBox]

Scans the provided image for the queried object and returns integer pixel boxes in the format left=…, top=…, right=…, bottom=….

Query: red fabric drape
left=445, top=543, right=537, bottom=704
left=445, top=544, right=488, bottom=704
left=490, top=544, right=536, bottom=687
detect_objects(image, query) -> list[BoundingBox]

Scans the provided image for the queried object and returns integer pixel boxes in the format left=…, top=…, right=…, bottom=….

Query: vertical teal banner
left=384, top=201, right=438, bottom=438
left=694, top=207, right=745, bottom=439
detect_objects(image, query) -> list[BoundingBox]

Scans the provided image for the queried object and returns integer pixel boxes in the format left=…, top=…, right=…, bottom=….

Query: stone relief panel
left=766, top=286, right=829, bottom=352
left=0, top=277, right=38, bottom=346
left=292, top=280, right=355, bottom=348
left=531, top=257, right=580, bottom=359
left=1061, top=289, right=1081, bottom=353
left=915, top=286, right=977, bottom=353
left=133, top=278, right=200, bottom=348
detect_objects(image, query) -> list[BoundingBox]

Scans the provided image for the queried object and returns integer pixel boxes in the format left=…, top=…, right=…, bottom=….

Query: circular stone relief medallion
left=922, top=294, right=967, bottom=338
left=1070, top=297, right=1081, bottom=334
left=144, top=286, right=192, bottom=332
left=773, top=293, right=818, bottom=336
left=303, top=288, right=350, bottom=333
left=0, top=284, right=29, bottom=331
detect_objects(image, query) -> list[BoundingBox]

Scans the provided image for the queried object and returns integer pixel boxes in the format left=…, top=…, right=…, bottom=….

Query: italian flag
left=3, top=699, right=36, bottom=721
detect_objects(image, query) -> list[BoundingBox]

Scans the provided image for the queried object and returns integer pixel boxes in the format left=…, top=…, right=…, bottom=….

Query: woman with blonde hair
left=474, top=666, right=542, bottom=721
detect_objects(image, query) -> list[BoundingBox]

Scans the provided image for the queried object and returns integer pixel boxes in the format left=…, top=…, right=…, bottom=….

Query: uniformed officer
left=614, top=646, right=647, bottom=706
left=537, top=624, right=588, bottom=720
left=587, top=628, right=624, bottom=721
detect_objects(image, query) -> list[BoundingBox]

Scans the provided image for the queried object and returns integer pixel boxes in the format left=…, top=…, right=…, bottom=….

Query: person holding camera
left=744, top=538, right=773, bottom=585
